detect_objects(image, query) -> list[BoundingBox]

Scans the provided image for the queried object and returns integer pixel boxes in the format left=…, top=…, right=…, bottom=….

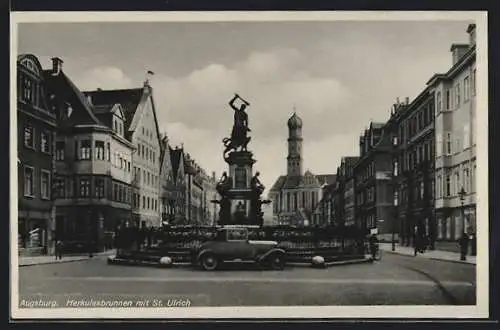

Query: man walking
left=55, top=240, right=63, bottom=260
left=368, top=233, right=379, bottom=260
left=459, top=232, right=470, bottom=261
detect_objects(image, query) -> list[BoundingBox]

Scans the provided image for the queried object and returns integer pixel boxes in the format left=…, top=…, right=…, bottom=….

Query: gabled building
left=44, top=58, right=135, bottom=252
left=354, top=122, right=394, bottom=237
left=17, top=54, right=57, bottom=255
left=158, top=136, right=193, bottom=226
left=168, top=146, right=187, bottom=225
left=159, top=134, right=174, bottom=225
left=84, top=81, right=162, bottom=228
left=268, top=112, right=336, bottom=226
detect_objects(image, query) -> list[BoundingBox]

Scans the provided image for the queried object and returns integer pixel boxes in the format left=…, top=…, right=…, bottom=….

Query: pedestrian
left=413, top=225, right=419, bottom=256
left=55, top=240, right=63, bottom=260
left=368, top=233, right=379, bottom=260
left=459, top=232, right=469, bottom=261
left=420, top=235, right=429, bottom=254
left=470, top=233, right=477, bottom=256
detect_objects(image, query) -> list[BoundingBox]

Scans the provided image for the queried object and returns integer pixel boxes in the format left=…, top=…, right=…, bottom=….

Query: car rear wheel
left=200, top=253, right=219, bottom=271
left=268, top=253, right=285, bottom=270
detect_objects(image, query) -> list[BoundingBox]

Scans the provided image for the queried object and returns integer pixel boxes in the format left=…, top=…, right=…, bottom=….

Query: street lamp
left=458, top=186, right=467, bottom=234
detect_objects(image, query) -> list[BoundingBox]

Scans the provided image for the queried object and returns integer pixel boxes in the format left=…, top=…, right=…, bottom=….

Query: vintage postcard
left=10, top=11, right=489, bottom=320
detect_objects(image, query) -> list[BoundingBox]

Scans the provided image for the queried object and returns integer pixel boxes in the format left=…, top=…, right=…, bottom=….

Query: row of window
left=274, top=191, right=319, bottom=213
left=132, top=192, right=159, bottom=211
left=137, top=142, right=157, bottom=165
left=436, top=163, right=476, bottom=199
left=55, top=140, right=133, bottom=172
left=436, top=214, right=475, bottom=240
left=24, top=125, right=52, bottom=153
left=436, top=126, right=473, bottom=157
left=23, top=166, right=51, bottom=199
left=397, top=178, right=434, bottom=205
left=54, top=176, right=131, bottom=204
left=133, top=166, right=159, bottom=187
left=142, top=127, right=155, bottom=141
left=18, top=71, right=43, bottom=108
left=163, top=199, right=185, bottom=216
left=356, top=162, right=375, bottom=184
left=394, top=139, right=435, bottom=175
left=436, top=69, right=476, bottom=113
left=398, top=102, right=434, bottom=144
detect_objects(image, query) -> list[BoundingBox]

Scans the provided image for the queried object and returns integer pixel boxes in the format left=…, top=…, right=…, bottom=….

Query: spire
left=287, top=111, right=303, bottom=129
left=144, top=70, right=154, bottom=87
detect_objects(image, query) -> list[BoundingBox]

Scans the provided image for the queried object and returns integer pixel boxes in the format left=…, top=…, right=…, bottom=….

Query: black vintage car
left=191, top=226, right=286, bottom=271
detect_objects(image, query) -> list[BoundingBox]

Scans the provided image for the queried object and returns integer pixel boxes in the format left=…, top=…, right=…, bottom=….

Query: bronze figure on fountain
left=211, top=93, right=270, bottom=227
left=223, top=94, right=251, bottom=161
left=250, top=172, right=265, bottom=197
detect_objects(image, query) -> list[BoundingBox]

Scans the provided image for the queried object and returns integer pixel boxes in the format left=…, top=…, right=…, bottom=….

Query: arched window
left=19, top=57, right=44, bottom=108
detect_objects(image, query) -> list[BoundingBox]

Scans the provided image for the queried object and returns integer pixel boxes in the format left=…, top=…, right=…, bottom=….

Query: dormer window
left=22, top=77, right=33, bottom=102
left=66, top=103, right=73, bottom=118
left=18, top=57, right=44, bottom=108
left=111, top=104, right=125, bottom=137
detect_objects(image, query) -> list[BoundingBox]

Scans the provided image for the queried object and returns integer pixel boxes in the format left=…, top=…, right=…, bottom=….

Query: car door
left=226, top=228, right=255, bottom=260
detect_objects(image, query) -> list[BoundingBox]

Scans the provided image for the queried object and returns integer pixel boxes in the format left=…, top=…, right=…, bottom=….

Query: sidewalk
left=19, top=249, right=116, bottom=267
left=379, top=243, right=476, bottom=265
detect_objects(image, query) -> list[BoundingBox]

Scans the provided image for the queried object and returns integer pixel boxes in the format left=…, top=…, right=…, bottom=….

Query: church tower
left=287, top=112, right=303, bottom=176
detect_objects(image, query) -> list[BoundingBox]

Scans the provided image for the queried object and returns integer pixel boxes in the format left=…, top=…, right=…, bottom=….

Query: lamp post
left=458, top=186, right=466, bottom=234
left=392, top=191, right=398, bottom=251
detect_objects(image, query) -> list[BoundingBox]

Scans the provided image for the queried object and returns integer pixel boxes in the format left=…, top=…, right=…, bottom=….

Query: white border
left=10, top=11, right=489, bottom=320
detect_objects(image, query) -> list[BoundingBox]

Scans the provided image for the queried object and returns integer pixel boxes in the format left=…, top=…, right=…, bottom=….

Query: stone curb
left=382, top=249, right=476, bottom=265
left=108, top=257, right=371, bottom=269
left=19, top=251, right=116, bottom=267
left=19, top=257, right=91, bottom=267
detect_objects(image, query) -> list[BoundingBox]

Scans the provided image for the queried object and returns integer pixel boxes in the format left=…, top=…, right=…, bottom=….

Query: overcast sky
left=17, top=20, right=472, bottom=196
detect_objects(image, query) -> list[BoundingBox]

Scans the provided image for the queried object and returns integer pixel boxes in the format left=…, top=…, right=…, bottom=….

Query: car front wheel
left=267, top=253, right=286, bottom=270
left=200, top=253, right=219, bottom=271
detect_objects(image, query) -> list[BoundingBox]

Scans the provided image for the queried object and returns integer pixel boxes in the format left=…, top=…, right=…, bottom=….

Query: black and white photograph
left=10, top=11, right=489, bottom=319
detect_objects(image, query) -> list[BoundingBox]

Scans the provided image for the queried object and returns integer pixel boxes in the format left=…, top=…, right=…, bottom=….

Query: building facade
left=17, top=54, right=58, bottom=255
left=84, top=82, right=163, bottom=228
left=354, top=122, right=394, bottom=237
left=268, top=112, right=336, bottom=226
left=159, top=135, right=176, bottom=226
left=166, top=146, right=187, bottom=225
left=202, top=171, right=218, bottom=226
left=334, top=156, right=359, bottom=227
left=182, top=152, right=217, bottom=226
left=44, top=58, right=135, bottom=251
left=389, top=90, right=436, bottom=248
left=428, top=24, right=477, bottom=241
left=316, top=181, right=336, bottom=226
left=342, top=157, right=359, bottom=226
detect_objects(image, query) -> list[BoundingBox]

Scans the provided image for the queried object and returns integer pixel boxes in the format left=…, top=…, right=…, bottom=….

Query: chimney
left=51, top=57, right=63, bottom=75
left=405, top=97, right=409, bottom=104
left=396, top=97, right=400, bottom=105
left=359, top=136, right=365, bottom=156
left=450, top=44, right=469, bottom=65
left=467, top=23, right=476, bottom=47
